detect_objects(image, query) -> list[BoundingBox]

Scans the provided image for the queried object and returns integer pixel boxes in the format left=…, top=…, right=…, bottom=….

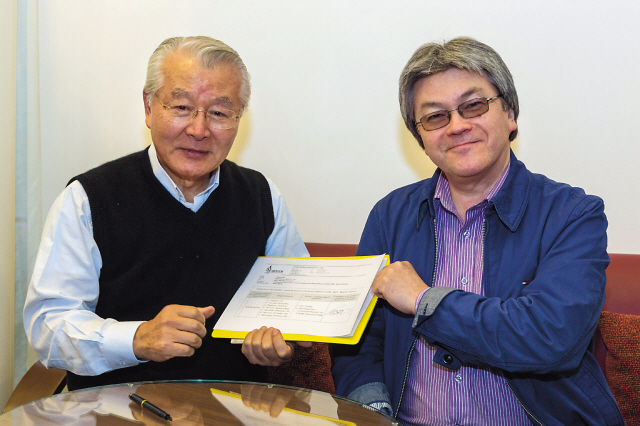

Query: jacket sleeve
left=413, top=195, right=608, bottom=374
left=332, top=208, right=391, bottom=404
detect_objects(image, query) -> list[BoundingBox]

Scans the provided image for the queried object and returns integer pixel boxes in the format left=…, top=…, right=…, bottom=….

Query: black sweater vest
left=65, top=148, right=274, bottom=390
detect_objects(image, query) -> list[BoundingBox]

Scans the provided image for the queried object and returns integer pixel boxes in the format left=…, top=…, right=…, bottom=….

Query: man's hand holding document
left=212, top=255, right=389, bottom=344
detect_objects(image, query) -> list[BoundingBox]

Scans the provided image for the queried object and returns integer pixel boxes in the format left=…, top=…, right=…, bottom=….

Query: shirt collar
left=434, top=160, right=511, bottom=216
left=148, top=143, right=219, bottom=205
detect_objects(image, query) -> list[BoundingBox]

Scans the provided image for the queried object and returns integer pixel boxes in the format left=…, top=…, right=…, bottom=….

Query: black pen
left=129, top=393, right=173, bottom=421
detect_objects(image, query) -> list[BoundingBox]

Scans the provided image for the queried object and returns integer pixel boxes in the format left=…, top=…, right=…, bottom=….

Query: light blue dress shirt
left=23, top=144, right=309, bottom=376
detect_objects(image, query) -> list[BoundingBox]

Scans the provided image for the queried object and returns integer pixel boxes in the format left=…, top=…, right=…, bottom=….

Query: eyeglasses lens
left=419, top=97, right=491, bottom=131
left=459, top=98, right=489, bottom=118
left=164, top=107, right=237, bottom=130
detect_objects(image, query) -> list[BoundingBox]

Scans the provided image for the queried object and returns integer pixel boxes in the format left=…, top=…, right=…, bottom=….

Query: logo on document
left=265, top=265, right=284, bottom=274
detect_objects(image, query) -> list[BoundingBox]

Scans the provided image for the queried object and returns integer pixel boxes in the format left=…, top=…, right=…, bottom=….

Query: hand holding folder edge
left=211, top=254, right=389, bottom=345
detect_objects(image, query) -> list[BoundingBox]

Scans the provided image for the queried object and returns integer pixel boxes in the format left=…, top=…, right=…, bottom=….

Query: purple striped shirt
left=398, top=162, right=531, bottom=426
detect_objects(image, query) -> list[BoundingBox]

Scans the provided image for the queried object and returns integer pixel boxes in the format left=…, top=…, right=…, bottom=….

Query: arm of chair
left=3, top=361, right=67, bottom=413
left=304, top=242, right=358, bottom=257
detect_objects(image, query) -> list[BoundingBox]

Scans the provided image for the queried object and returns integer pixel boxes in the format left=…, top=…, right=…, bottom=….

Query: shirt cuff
left=369, top=401, right=393, bottom=417
left=412, top=286, right=458, bottom=328
left=414, top=287, right=429, bottom=313
left=102, top=320, right=145, bottom=370
left=347, top=382, right=391, bottom=406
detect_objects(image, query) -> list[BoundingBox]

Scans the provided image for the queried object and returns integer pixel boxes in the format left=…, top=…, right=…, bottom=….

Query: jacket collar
left=417, top=150, right=530, bottom=232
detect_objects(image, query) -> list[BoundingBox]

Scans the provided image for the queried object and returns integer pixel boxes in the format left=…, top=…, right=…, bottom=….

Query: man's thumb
left=199, top=306, right=215, bottom=319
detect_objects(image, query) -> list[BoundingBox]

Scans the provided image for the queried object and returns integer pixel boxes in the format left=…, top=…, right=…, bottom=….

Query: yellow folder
left=211, top=255, right=389, bottom=345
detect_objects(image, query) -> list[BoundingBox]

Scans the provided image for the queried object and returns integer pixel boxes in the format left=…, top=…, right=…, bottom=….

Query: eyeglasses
left=416, top=95, right=502, bottom=131
left=156, top=96, right=240, bottom=130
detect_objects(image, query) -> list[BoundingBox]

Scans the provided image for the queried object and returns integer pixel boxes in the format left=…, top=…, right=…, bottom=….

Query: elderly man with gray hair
left=24, top=36, right=310, bottom=391
left=333, top=37, right=623, bottom=425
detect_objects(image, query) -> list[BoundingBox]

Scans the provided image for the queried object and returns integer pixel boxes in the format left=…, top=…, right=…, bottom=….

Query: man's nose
left=186, top=110, right=211, bottom=140
left=446, top=110, right=472, bottom=135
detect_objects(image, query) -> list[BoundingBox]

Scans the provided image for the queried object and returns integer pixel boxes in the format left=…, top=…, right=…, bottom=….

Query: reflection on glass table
left=1, top=380, right=396, bottom=425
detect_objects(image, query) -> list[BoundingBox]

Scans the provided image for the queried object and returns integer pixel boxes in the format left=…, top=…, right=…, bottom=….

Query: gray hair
left=143, top=36, right=251, bottom=113
left=399, top=37, right=519, bottom=147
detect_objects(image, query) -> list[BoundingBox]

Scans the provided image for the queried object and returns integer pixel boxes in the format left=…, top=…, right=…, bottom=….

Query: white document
left=212, top=255, right=387, bottom=339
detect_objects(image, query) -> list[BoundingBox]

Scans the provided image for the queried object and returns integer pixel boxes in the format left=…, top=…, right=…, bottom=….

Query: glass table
left=0, top=380, right=397, bottom=425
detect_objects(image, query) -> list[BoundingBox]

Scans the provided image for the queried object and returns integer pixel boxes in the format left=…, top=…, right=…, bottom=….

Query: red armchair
left=595, top=253, right=640, bottom=424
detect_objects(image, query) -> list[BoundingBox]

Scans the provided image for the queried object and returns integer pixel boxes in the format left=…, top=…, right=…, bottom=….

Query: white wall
left=0, top=0, right=17, bottom=406
left=38, top=1, right=640, bottom=253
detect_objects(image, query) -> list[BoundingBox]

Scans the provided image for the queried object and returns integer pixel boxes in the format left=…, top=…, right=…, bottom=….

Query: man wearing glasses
left=333, top=37, right=623, bottom=425
left=24, top=36, right=309, bottom=390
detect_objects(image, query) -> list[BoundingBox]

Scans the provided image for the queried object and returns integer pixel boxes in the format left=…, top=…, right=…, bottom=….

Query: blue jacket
left=333, top=152, right=624, bottom=425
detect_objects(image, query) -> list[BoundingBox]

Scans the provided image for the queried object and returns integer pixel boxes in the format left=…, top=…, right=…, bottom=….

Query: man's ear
left=143, top=91, right=151, bottom=114
left=143, top=91, right=152, bottom=129
left=507, top=109, right=517, bottom=135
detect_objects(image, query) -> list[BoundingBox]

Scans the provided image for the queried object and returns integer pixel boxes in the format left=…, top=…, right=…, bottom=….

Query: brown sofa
left=4, top=246, right=638, bottom=421
left=594, top=254, right=640, bottom=373
left=594, top=253, right=640, bottom=424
